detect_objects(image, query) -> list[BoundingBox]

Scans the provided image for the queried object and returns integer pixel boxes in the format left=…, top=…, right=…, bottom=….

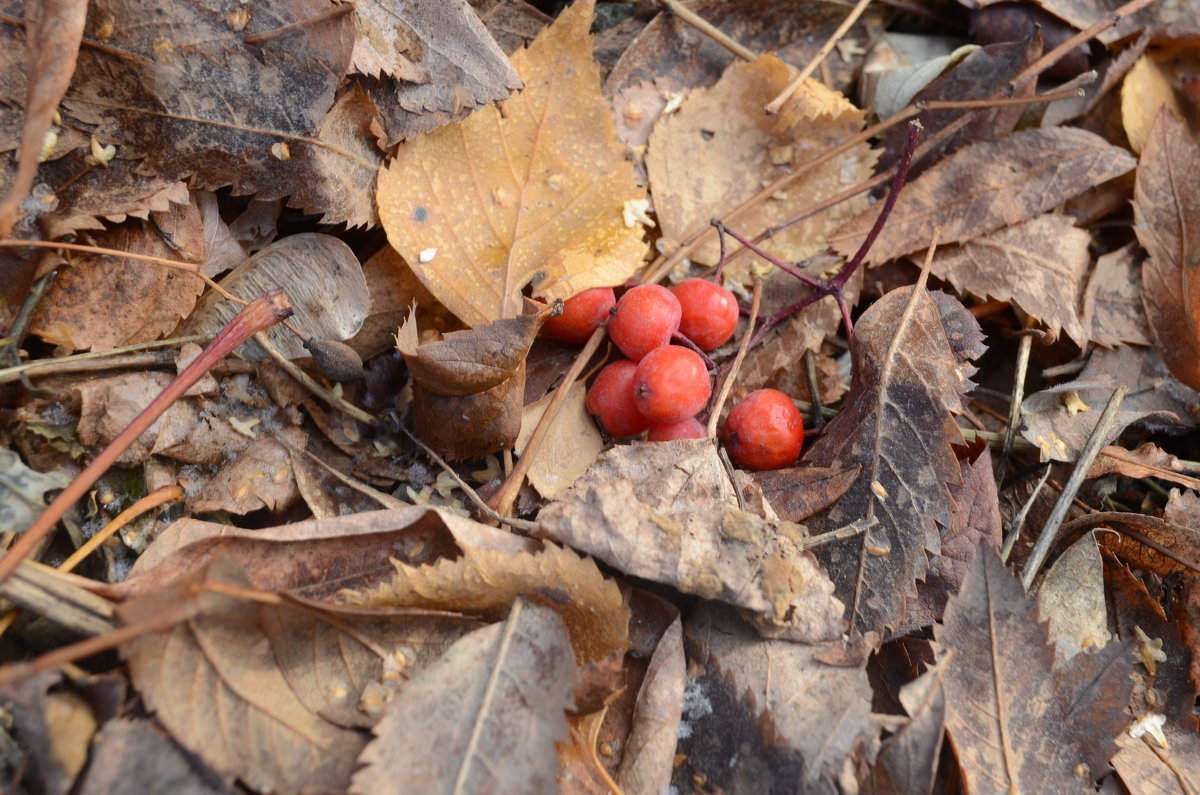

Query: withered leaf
left=1088, top=443, right=1200, bottom=492
left=615, top=615, right=684, bottom=795
left=753, top=464, right=860, bottom=524
left=1037, top=533, right=1111, bottom=660
left=922, top=214, right=1091, bottom=345
left=350, top=598, right=573, bottom=795
left=936, top=546, right=1133, bottom=791
left=830, top=127, right=1136, bottom=264
left=345, top=538, right=629, bottom=665
left=1134, top=110, right=1200, bottom=391
left=397, top=304, right=544, bottom=460
left=119, top=559, right=368, bottom=794
left=684, top=602, right=876, bottom=790
left=515, top=381, right=604, bottom=499
left=189, top=432, right=301, bottom=516
left=805, top=287, right=985, bottom=635
left=77, top=718, right=226, bottom=795
left=865, top=657, right=948, bottom=795
left=352, top=0, right=521, bottom=145
left=536, top=440, right=845, bottom=641
left=1082, top=242, right=1151, bottom=348
left=182, top=233, right=370, bottom=360
left=0, top=446, right=71, bottom=535
left=377, top=0, right=646, bottom=327
left=1035, top=0, right=1200, bottom=46
left=646, top=54, right=875, bottom=268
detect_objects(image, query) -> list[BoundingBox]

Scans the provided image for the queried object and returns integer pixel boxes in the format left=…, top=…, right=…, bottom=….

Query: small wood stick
left=765, top=0, right=873, bottom=113
left=0, top=290, right=293, bottom=583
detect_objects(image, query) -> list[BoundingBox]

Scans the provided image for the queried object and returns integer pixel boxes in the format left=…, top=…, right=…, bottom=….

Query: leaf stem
left=0, top=290, right=294, bottom=584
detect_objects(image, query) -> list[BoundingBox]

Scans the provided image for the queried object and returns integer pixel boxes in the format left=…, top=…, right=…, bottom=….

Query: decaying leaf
left=351, top=598, right=573, bottom=795
left=119, top=559, right=369, bottom=794
left=936, top=546, right=1133, bottom=791
left=830, top=127, right=1136, bottom=264
left=396, top=304, right=545, bottom=460
left=864, top=655, right=948, bottom=795
left=1082, top=242, right=1151, bottom=348
left=1088, top=443, right=1200, bottom=493
left=76, top=718, right=225, bottom=795
left=681, top=602, right=876, bottom=791
left=537, top=439, right=846, bottom=641
left=181, top=233, right=369, bottom=360
left=1033, top=0, right=1200, bottom=45
left=377, top=0, right=646, bottom=327
left=345, top=536, right=629, bottom=665
left=615, top=614, right=684, bottom=795
left=1036, top=533, right=1111, bottom=660
left=753, top=464, right=860, bottom=524
left=921, top=214, right=1091, bottom=345
left=515, top=381, right=604, bottom=499
left=0, top=446, right=71, bottom=535
left=805, top=287, right=985, bottom=635
left=647, top=54, right=875, bottom=269
left=1134, top=110, right=1200, bottom=391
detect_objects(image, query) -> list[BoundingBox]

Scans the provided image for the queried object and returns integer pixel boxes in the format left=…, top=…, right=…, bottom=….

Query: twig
left=0, top=334, right=214, bottom=385
left=0, top=290, right=293, bottom=583
left=489, top=325, right=608, bottom=519
left=707, top=278, right=763, bottom=438
left=659, top=0, right=756, bottom=61
left=58, top=486, right=181, bottom=574
left=1000, top=462, right=1052, bottom=563
left=996, top=326, right=1036, bottom=484
left=803, top=349, right=826, bottom=431
left=253, top=332, right=374, bottom=424
left=765, top=0, right=873, bottom=113
left=1021, top=386, right=1128, bottom=590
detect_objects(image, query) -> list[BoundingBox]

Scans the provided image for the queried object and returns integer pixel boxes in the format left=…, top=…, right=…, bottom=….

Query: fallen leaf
left=1042, top=31, right=1149, bottom=128
left=353, top=0, right=521, bottom=145
left=681, top=602, right=876, bottom=790
left=864, top=656, right=948, bottom=795
left=1134, top=110, right=1200, bottom=391
left=181, top=233, right=370, bottom=360
left=396, top=304, right=545, bottom=460
left=753, top=464, right=861, bottom=524
left=936, top=546, right=1133, bottom=790
left=536, top=440, right=846, bottom=641
left=1121, top=51, right=1185, bottom=155
left=0, top=671, right=107, bottom=795
left=1081, top=242, right=1151, bottom=348
left=830, top=127, right=1136, bottom=264
left=345, top=537, right=629, bottom=665
left=1088, top=443, right=1200, bottom=492
left=351, top=598, right=573, bottom=795
left=1067, top=512, right=1200, bottom=578
left=805, top=287, right=985, bottom=635
left=515, top=381, right=604, bottom=499
left=1112, top=729, right=1200, bottom=795
left=31, top=197, right=206, bottom=352
left=76, top=718, right=225, bottom=795
left=1020, top=345, right=1200, bottom=462
left=1037, top=533, right=1111, bottom=660
left=920, top=214, right=1091, bottom=345
left=189, top=430, right=302, bottom=516
left=1034, top=0, right=1200, bottom=46
left=470, top=0, right=551, bottom=55
left=119, top=559, right=369, bottom=794
left=646, top=54, right=875, bottom=268
left=615, top=614, right=684, bottom=795
left=0, top=446, right=71, bottom=535
left=347, top=245, right=455, bottom=361
left=377, top=0, right=646, bottom=327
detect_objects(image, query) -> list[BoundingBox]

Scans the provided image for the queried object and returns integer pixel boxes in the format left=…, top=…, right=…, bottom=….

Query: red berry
left=544, top=287, right=616, bottom=344
left=608, top=284, right=681, bottom=361
left=585, top=360, right=650, bottom=437
left=632, top=345, right=711, bottom=424
left=673, top=278, right=739, bottom=351
left=648, top=416, right=707, bottom=442
left=722, top=389, right=804, bottom=470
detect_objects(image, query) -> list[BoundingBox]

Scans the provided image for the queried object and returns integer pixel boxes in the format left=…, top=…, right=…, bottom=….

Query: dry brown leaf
left=76, top=719, right=225, bottom=795
left=31, top=198, right=205, bottom=352
left=1134, top=110, right=1200, bottom=391
left=1088, top=443, right=1200, bottom=492
left=536, top=440, right=846, bottom=641
left=470, top=0, right=550, bottom=55
left=681, top=602, right=876, bottom=791
left=647, top=54, right=875, bottom=268
left=805, top=288, right=985, bottom=635
left=119, top=559, right=369, bottom=794
left=0, top=447, right=72, bottom=535
left=345, top=539, right=629, bottom=665
left=864, top=658, right=947, bottom=795
left=189, top=431, right=302, bottom=516
left=1034, top=0, right=1200, bottom=46
left=397, top=304, right=545, bottom=460
left=0, top=0, right=88, bottom=237
left=753, top=464, right=860, bottom=524
left=1121, top=52, right=1185, bottom=156
left=377, top=0, right=646, bottom=327
left=352, top=0, right=521, bottom=145
left=830, top=127, right=1136, bottom=264
left=615, top=614, right=684, bottom=795
left=182, top=233, right=370, bottom=360
left=921, top=214, right=1091, bottom=345
left=350, top=598, right=573, bottom=795
left=936, top=546, right=1133, bottom=791
left=347, top=246, right=455, bottom=360
left=1037, top=533, right=1111, bottom=660
left=1020, top=345, right=1200, bottom=461
left=515, top=381, right=604, bottom=499
left=1082, top=242, right=1151, bottom=348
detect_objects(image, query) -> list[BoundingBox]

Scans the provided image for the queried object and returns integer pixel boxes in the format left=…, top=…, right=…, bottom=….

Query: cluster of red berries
left=545, top=280, right=804, bottom=470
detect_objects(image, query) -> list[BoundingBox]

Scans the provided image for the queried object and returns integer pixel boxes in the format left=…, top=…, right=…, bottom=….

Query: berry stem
left=0, top=290, right=294, bottom=584
left=670, top=330, right=717, bottom=371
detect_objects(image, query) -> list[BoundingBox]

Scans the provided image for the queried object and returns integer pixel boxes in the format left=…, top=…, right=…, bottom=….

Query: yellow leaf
left=377, top=0, right=647, bottom=327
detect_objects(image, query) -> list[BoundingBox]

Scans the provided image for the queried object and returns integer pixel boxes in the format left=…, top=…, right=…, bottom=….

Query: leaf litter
left=4, top=0, right=1200, bottom=792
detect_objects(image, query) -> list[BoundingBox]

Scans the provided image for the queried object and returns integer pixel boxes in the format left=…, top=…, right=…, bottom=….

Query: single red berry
left=673, top=278, right=739, bottom=351
left=585, top=360, right=651, bottom=437
left=647, top=416, right=707, bottom=442
left=608, top=284, right=681, bottom=361
left=632, top=345, right=711, bottom=424
left=544, top=287, right=616, bottom=344
left=722, top=388, right=804, bottom=470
